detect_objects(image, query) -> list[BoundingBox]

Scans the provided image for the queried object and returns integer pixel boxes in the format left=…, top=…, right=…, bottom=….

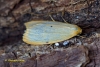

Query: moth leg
left=61, top=9, right=68, bottom=23
left=49, top=44, right=54, bottom=49
left=61, top=9, right=67, bottom=23
left=76, top=35, right=86, bottom=38
left=45, top=43, right=53, bottom=50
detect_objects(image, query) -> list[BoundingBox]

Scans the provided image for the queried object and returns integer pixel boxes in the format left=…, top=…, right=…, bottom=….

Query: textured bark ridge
left=12, top=0, right=95, bottom=19
left=0, top=0, right=20, bottom=16
left=0, top=45, right=89, bottom=67
left=83, top=37, right=100, bottom=67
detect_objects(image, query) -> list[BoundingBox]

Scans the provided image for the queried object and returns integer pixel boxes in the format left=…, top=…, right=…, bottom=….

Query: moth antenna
left=61, top=15, right=68, bottom=23
left=49, top=14, right=55, bottom=21
left=61, top=7, right=66, bottom=17
left=61, top=8, right=68, bottom=23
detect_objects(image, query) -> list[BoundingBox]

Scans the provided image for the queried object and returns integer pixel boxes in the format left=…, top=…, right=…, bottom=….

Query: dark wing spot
left=50, top=26, right=53, bottom=27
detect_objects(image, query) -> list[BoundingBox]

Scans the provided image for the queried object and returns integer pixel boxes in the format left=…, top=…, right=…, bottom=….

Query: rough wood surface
left=0, top=45, right=89, bottom=67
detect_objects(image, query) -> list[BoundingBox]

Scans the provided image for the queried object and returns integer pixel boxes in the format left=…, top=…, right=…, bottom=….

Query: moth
left=23, top=21, right=82, bottom=45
